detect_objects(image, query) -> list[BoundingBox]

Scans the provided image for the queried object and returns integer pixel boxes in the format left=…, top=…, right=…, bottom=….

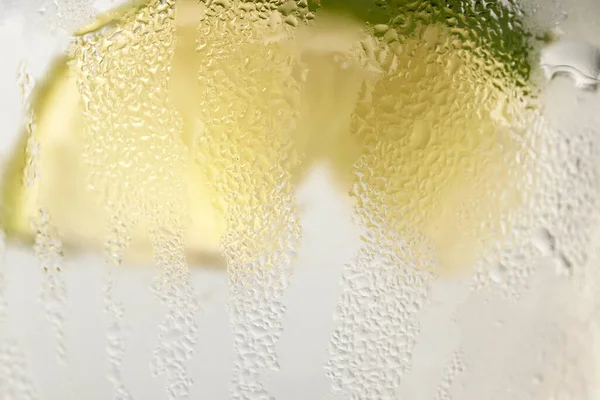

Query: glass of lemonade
left=1, top=0, right=600, bottom=399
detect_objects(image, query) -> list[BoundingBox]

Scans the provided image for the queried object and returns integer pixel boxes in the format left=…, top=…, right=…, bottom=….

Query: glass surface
left=1, top=0, right=600, bottom=399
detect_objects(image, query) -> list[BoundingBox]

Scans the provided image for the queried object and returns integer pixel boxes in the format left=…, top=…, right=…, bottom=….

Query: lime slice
left=1, top=55, right=227, bottom=265
left=0, top=0, right=533, bottom=272
left=0, top=0, right=369, bottom=266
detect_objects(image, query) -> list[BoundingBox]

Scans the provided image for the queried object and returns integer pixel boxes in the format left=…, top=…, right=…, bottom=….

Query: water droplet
left=541, top=40, right=600, bottom=89
left=554, top=253, right=573, bottom=277
left=489, top=263, right=508, bottom=284
left=532, top=228, right=556, bottom=256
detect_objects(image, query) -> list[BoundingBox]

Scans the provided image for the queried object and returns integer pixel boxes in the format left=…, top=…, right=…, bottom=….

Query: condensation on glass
left=0, top=0, right=600, bottom=399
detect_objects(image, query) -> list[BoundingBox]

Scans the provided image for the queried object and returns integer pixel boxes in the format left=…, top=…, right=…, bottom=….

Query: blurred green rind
left=311, top=0, right=534, bottom=84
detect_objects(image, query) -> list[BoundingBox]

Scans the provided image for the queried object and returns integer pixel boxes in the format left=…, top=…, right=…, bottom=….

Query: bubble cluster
left=527, top=86, right=600, bottom=398
left=48, top=0, right=96, bottom=33
left=150, top=227, right=200, bottom=400
left=455, top=47, right=600, bottom=397
left=72, top=1, right=201, bottom=397
left=31, top=209, right=69, bottom=364
left=21, top=60, right=71, bottom=368
left=471, top=83, right=600, bottom=299
left=2, top=0, right=94, bottom=37
left=326, top=229, right=435, bottom=399
left=434, top=349, right=466, bottom=400
left=179, top=2, right=304, bottom=397
left=0, top=341, right=39, bottom=400
left=323, top=9, right=535, bottom=395
left=104, top=215, right=134, bottom=400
